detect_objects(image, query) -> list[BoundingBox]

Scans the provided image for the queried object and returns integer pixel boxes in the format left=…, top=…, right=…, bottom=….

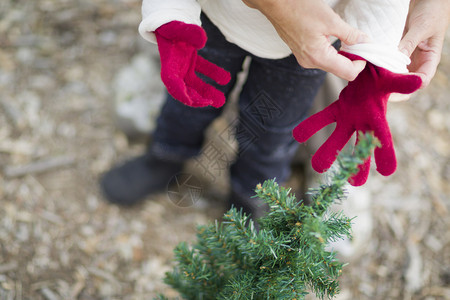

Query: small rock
left=113, top=53, right=166, bottom=137
left=427, top=109, right=447, bottom=131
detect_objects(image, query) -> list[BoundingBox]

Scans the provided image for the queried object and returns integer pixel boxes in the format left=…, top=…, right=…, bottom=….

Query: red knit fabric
left=155, top=21, right=231, bottom=108
left=293, top=52, right=422, bottom=186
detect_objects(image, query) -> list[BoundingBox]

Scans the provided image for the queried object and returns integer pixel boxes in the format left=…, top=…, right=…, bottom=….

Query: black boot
left=100, top=154, right=183, bottom=206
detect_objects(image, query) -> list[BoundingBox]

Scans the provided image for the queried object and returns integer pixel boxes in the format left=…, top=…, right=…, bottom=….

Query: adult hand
left=399, top=0, right=450, bottom=88
left=243, top=0, right=369, bottom=81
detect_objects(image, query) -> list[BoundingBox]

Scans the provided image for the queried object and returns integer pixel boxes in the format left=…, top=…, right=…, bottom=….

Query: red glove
left=293, top=52, right=422, bottom=186
left=154, top=21, right=231, bottom=108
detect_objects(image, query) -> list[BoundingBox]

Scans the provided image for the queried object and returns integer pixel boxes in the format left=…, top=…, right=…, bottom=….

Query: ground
left=0, top=1, right=449, bottom=299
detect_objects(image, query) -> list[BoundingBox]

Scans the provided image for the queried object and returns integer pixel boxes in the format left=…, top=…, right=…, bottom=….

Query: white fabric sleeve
left=139, top=0, right=202, bottom=44
left=339, top=0, right=411, bottom=73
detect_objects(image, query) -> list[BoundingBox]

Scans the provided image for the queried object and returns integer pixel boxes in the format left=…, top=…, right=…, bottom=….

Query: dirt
left=0, top=1, right=449, bottom=299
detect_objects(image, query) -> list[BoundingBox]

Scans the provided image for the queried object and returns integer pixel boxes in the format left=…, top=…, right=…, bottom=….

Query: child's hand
left=293, top=52, right=422, bottom=186
left=243, top=0, right=368, bottom=81
left=399, top=0, right=450, bottom=88
left=155, top=21, right=231, bottom=107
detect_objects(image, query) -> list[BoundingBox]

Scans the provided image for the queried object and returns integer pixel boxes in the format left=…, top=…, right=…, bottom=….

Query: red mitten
left=155, top=21, right=231, bottom=108
left=293, top=52, right=422, bottom=186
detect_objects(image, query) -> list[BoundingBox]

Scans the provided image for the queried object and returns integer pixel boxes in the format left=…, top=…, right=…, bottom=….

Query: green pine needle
left=158, top=132, right=379, bottom=300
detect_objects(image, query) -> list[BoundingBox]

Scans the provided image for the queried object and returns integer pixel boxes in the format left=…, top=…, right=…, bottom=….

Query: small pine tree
left=160, top=132, right=379, bottom=300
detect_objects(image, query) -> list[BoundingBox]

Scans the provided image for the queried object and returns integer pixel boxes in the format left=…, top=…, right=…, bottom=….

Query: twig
left=70, top=266, right=87, bottom=298
left=87, top=267, right=120, bottom=285
left=0, top=261, right=18, bottom=273
left=3, top=155, right=76, bottom=178
left=70, top=280, right=85, bottom=299
left=40, top=288, right=59, bottom=300
left=0, top=99, right=24, bottom=130
left=39, top=210, right=64, bottom=225
left=15, top=281, right=22, bottom=300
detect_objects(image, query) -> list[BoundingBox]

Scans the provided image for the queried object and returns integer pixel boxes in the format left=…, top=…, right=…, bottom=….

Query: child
left=100, top=0, right=429, bottom=217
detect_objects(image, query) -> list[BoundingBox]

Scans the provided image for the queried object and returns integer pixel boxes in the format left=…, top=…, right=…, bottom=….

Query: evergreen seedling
left=160, top=132, right=379, bottom=299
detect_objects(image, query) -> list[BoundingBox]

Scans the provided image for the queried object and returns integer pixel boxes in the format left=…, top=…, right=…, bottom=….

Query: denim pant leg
left=149, top=14, right=247, bottom=162
left=230, top=55, right=327, bottom=198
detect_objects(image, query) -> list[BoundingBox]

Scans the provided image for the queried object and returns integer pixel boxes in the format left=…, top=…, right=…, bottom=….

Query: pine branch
left=159, top=132, right=379, bottom=300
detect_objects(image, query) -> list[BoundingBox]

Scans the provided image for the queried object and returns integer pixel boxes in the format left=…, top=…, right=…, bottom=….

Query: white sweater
left=139, top=0, right=411, bottom=73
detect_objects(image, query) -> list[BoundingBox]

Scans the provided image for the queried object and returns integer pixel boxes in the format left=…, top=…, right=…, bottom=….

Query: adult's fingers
left=330, top=13, right=370, bottom=46
left=398, top=25, right=429, bottom=58
left=315, top=47, right=366, bottom=81
left=408, top=37, right=444, bottom=88
left=321, top=13, right=369, bottom=81
left=412, top=59, right=438, bottom=88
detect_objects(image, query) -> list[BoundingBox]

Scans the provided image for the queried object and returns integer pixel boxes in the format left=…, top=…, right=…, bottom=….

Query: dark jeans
left=150, top=14, right=327, bottom=199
